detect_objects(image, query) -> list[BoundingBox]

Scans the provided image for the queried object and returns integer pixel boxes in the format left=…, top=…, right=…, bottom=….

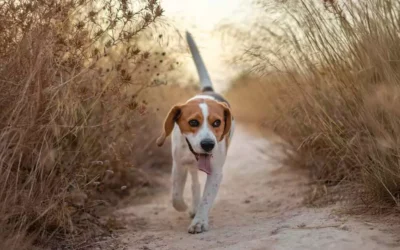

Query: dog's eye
left=188, top=119, right=200, bottom=127
left=212, top=119, right=221, bottom=128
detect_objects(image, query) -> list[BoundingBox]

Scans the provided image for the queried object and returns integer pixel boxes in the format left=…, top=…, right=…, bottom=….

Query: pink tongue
left=198, top=155, right=212, bottom=175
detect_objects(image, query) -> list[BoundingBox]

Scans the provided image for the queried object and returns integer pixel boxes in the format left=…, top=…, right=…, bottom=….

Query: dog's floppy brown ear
left=156, top=104, right=182, bottom=147
left=219, top=102, right=232, bottom=140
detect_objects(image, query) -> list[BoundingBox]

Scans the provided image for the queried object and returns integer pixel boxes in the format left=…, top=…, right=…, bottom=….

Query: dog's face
left=156, top=98, right=232, bottom=154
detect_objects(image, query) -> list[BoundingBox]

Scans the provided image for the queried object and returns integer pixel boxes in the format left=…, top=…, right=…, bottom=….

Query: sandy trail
left=116, top=124, right=399, bottom=250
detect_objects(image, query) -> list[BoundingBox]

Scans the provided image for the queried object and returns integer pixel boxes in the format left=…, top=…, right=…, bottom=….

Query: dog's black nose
left=200, top=139, right=215, bottom=152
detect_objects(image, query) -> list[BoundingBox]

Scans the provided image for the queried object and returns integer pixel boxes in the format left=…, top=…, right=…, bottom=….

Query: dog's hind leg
left=188, top=166, right=201, bottom=218
left=170, top=125, right=189, bottom=212
left=171, top=159, right=188, bottom=212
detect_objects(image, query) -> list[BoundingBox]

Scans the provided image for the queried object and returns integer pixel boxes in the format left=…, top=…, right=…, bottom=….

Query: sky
left=161, top=0, right=252, bottom=92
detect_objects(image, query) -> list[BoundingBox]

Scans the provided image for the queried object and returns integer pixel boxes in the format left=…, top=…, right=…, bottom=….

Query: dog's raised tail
left=186, top=31, right=214, bottom=92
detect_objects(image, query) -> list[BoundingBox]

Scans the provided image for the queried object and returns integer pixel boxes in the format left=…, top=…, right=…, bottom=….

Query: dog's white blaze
left=197, top=102, right=210, bottom=139
left=184, top=101, right=217, bottom=154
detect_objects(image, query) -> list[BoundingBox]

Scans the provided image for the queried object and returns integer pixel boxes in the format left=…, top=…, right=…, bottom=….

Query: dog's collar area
left=185, top=138, right=212, bottom=161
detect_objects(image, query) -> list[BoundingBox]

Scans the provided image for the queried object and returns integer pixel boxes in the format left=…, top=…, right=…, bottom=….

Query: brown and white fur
left=156, top=31, right=235, bottom=234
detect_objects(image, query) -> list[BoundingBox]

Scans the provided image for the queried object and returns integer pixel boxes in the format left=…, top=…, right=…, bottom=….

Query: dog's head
left=156, top=98, right=232, bottom=155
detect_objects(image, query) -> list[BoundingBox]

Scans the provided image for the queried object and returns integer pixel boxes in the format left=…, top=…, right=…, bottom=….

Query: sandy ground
left=112, top=124, right=400, bottom=250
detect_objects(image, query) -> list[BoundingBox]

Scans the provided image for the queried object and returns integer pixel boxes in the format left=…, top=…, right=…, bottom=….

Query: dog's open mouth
left=197, top=154, right=212, bottom=175
left=185, top=139, right=213, bottom=175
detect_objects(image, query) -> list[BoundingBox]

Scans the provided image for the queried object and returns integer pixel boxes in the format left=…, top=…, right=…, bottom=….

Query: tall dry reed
left=0, top=0, right=178, bottom=248
left=229, top=0, right=400, bottom=209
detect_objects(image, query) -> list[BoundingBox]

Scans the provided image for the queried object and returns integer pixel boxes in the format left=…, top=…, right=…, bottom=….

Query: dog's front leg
left=188, top=168, right=223, bottom=234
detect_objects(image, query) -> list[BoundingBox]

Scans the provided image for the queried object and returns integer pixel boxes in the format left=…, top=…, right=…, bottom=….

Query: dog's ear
left=219, top=102, right=232, bottom=140
left=156, top=104, right=182, bottom=147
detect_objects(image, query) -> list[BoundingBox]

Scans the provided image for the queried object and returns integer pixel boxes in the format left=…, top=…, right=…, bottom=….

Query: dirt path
left=115, top=124, right=399, bottom=250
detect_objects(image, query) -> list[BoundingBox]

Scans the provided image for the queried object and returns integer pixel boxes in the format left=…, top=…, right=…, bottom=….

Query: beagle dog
left=156, top=31, right=235, bottom=234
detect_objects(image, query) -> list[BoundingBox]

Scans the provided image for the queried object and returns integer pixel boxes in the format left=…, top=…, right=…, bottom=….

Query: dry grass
left=228, top=0, right=400, bottom=209
left=0, top=0, right=186, bottom=248
left=226, top=74, right=283, bottom=124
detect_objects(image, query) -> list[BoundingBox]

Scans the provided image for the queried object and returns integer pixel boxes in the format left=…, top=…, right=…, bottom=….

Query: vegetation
left=227, top=0, right=400, bottom=209
left=0, top=0, right=183, bottom=248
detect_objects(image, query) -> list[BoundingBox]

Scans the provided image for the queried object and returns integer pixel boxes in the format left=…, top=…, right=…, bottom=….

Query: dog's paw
left=172, top=198, right=188, bottom=212
left=188, top=217, right=209, bottom=234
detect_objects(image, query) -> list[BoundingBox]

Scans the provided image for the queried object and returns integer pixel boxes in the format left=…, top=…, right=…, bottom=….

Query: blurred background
left=162, top=0, right=251, bottom=92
